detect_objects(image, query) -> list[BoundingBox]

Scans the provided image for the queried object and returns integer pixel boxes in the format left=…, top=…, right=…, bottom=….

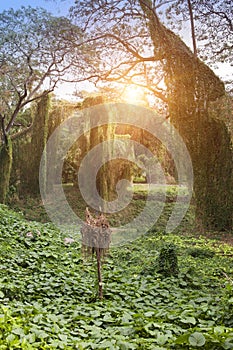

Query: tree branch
left=11, top=124, right=33, bottom=141
left=5, top=85, right=28, bottom=133
left=79, top=33, right=160, bottom=61
left=204, top=5, right=233, bottom=32
left=187, top=0, right=197, bottom=58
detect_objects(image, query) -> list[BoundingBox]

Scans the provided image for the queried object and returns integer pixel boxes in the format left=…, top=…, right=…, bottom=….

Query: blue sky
left=0, top=0, right=73, bottom=16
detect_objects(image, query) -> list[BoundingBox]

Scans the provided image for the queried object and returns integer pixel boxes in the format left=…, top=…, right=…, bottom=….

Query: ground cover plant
left=0, top=200, right=233, bottom=349
left=9, top=185, right=191, bottom=227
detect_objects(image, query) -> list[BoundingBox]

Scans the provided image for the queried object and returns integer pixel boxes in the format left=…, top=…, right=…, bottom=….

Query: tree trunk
left=0, top=138, right=13, bottom=203
left=20, top=94, right=50, bottom=195
left=140, top=0, right=233, bottom=230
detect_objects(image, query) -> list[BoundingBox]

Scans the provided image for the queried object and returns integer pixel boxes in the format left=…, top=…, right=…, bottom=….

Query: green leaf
left=144, top=311, right=154, bottom=317
left=157, top=333, right=169, bottom=345
left=6, top=334, right=16, bottom=342
left=47, top=313, right=59, bottom=322
left=180, top=316, right=196, bottom=325
left=223, top=338, right=233, bottom=349
left=103, top=313, right=114, bottom=322
left=175, top=333, right=189, bottom=345
left=36, top=330, right=48, bottom=339
left=25, top=333, right=36, bottom=344
left=12, top=327, right=25, bottom=336
left=214, top=326, right=226, bottom=334
left=189, top=332, right=206, bottom=347
left=117, top=341, right=136, bottom=349
left=119, top=327, right=134, bottom=336
left=58, top=334, right=68, bottom=343
left=97, top=340, right=116, bottom=349
left=121, top=312, right=133, bottom=324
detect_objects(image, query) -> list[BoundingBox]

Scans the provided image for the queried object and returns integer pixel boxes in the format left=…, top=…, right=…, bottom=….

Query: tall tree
left=70, top=0, right=233, bottom=230
left=0, top=6, right=83, bottom=202
left=139, top=0, right=232, bottom=230
left=0, top=6, right=82, bottom=142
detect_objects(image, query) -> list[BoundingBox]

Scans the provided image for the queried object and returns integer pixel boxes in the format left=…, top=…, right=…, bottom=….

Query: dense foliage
left=0, top=6, right=81, bottom=140
left=0, top=204, right=232, bottom=349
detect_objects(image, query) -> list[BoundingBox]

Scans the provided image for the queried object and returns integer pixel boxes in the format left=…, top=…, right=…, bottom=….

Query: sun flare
left=122, top=85, right=146, bottom=105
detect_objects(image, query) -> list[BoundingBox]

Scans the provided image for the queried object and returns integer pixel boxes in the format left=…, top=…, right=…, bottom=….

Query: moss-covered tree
left=68, top=96, right=135, bottom=206
left=0, top=137, right=12, bottom=203
left=139, top=0, right=233, bottom=230
left=0, top=7, right=83, bottom=201
left=23, top=95, right=50, bottom=195
left=71, top=0, right=233, bottom=231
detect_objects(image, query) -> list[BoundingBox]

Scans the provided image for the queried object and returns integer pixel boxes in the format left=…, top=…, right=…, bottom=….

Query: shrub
left=157, top=242, right=179, bottom=277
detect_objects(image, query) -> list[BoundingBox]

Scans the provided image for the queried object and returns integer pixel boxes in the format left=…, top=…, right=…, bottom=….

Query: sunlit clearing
left=122, top=85, right=147, bottom=105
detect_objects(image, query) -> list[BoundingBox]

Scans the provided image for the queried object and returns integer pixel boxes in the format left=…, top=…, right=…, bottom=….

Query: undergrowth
left=0, top=198, right=233, bottom=349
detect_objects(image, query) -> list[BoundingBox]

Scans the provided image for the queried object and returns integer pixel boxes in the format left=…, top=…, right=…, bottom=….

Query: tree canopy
left=70, top=0, right=232, bottom=95
left=0, top=6, right=82, bottom=143
left=70, top=0, right=167, bottom=104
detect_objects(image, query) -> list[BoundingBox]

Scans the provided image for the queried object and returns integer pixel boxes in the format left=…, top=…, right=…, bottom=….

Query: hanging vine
left=139, top=0, right=233, bottom=230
